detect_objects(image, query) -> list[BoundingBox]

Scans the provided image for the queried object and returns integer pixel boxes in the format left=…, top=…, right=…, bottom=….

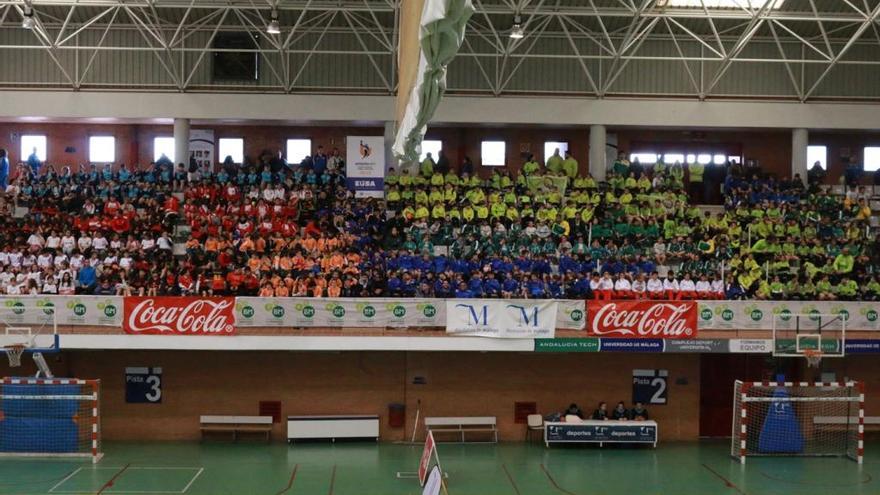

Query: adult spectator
left=0, top=148, right=8, bottom=190
left=26, top=147, right=41, bottom=176
left=546, top=148, right=563, bottom=174
left=630, top=402, right=649, bottom=420
left=435, top=149, right=449, bottom=175
left=562, top=150, right=578, bottom=179
left=592, top=401, right=609, bottom=421
left=564, top=403, right=584, bottom=419
left=611, top=401, right=630, bottom=420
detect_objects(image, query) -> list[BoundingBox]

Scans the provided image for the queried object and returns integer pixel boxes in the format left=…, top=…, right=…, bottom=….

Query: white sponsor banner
left=189, top=129, right=215, bottom=169
left=234, top=298, right=444, bottom=328
left=346, top=136, right=385, bottom=198
left=445, top=299, right=557, bottom=338
left=698, top=301, right=880, bottom=331
left=0, top=296, right=123, bottom=326
left=728, top=339, right=773, bottom=353
left=557, top=299, right=586, bottom=330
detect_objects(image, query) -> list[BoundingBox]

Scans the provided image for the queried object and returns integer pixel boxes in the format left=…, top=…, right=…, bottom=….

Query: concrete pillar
left=173, top=118, right=190, bottom=166
left=589, top=124, right=607, bottom=181
left=791, top=128, right=808, bottom=184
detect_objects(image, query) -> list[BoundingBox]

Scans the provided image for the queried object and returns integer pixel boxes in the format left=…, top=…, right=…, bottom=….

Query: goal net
left=731, top=380, right=863, bottom=464
left=0, top=378, right=102, bottom=463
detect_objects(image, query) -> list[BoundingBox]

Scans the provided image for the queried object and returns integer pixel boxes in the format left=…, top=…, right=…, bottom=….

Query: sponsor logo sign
left=728, top=339, right=772, bottom=353
left=534, top=338, right=600, bottom=352
left=545, top=423, right=657, bottom=443
left=599, top=339, right=665, bottom=352
left=446, top=300, right=557, bottom=338
left=588, top=301, right=697, bottom=339
left=845, top=339, right=880, bottom=354
left=418, top=431, right=436, bottom=486
left=123, top=297, right=236, bottom=335
left=664, top=339, right=728, bottom=353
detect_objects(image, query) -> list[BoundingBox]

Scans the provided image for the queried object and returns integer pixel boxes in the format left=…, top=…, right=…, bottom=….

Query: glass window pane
left=865, top=147, right=880, bottom=172
left=697, top=154, right=712, bottom=164
left=89, top=136, right=115, bottom=163
left=686, top=154, right=696, bottom=163
left=544, top=141, right=568, bottom=163
left=807, top=145, right=827, bottom=170
left=420, top=140, right=442, bottom=162
left=286, top=139, right=312, bottom=165
left=481, top=141, right=506, bottom=166
left=664, top=153, right=685, bottom=164
left=713, top=154, right=726, bottom=165
left=629, top=153, right=658, bottom=164
left=20, top=135, right=47, bottom=163
left=218, top=138, right=244, bottom=164
left=153, top=137, right=175, bottom=162
left=727, top=155, right=741, bottom=165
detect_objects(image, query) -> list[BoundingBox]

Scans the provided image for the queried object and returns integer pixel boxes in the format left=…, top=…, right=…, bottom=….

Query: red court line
left=539, top=463, right=580, bottom=495
left=501, top=464, right=522, bottom=495
left=274, top=464, right=299, bottom=495
left=327, top=464, right=336, bottom=495
left=96, top=463, right=131, bottom=495
left=701, top=463, right=748, bottom=495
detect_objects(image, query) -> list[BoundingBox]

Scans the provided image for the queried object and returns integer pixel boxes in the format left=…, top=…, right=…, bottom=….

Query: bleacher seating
left=0, top=151, right=878, bottom=301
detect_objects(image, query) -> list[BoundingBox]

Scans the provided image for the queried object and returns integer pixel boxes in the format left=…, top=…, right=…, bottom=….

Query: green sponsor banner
left=774, top=338, right=841, bottom=354
left=534, top=338, right=599, bottom=352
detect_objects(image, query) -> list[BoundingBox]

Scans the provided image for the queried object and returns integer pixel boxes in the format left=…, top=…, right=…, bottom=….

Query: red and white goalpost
left=0, top=378, right=102, bottom=463
left=732, top=380, right=864, bottom=465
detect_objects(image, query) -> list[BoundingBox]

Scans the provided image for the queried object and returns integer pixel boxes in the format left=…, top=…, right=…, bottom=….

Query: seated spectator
left=592, top=402, right=609, bottom=421
left=630, top=402, right=649, bottom=421
left=611, top=401, right=630, bottom=421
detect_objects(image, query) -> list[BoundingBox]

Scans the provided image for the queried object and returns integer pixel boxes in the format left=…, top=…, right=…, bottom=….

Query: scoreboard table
left=544, top=420, right=658, bottom=448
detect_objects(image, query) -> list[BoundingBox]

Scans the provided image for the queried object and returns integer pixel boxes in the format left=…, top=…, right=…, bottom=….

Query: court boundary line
left=701, top=463, right=747, bottom=495
left=501, top=463, right=522, bottom=495
left=275, top=464, right=299, bottom=495
left=48, top=468, right=82, bottom=493
left=47, top=466, right=204, bottom=495
left=327, top=464, right=336, bottom=495
left=96, top=463, right=131, bottom=495
left=539, top=463, right=580, bottom=495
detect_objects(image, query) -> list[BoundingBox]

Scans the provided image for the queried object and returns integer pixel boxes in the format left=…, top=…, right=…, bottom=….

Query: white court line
left=180, top=467, right=204, bottom=493
left=48, top=467, right=82, bottom=493
left=47, top=466, right=204, bottom=494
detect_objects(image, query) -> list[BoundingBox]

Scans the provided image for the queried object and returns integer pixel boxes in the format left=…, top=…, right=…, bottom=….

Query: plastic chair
left=526, top=414, right=544, bottom=442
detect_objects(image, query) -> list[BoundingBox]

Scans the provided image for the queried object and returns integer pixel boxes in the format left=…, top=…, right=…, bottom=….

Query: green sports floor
left=0, top=440, right=874, bottom=495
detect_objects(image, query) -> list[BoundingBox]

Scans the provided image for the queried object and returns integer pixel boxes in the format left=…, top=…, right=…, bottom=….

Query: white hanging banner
left=698, top=301, right=880, bottom=331
left=445, top=299, right=557, bottom=338
left=189, top=129, right=215, bottom=169
left=346, top=136, right=386, bottom=198
left=0, top=296, right=123, bottom=326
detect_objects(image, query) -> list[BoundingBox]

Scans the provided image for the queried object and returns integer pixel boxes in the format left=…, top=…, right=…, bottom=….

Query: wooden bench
left=200, top=415, right=273, bottom=442
left=425, top=416, right=497, bottom=443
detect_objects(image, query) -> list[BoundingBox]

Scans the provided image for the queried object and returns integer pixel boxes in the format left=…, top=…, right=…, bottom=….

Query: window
left=420, top=140, right=442, bottom=162
left=218, top=138, right=244, bottom=164
left=696, top=154, right=712, bottom=165
left=286, top=139, right=312, bottom=165
left=20, top=135, right=47, bottom=162
left=865, top=147, right=880, bottom=172
left=807, top=145, right=827, bottom=170
left=686, top=154, right=696, bottom=163
left=713, top=154, right=726, bottom=165
left=727, top=155, right=741, bottom=165
left=544, top=141, right=568, bottom=163
left=481, top=141, right=506, bottom=166
left=153, top=137, right=175, bottom=162
left=662, top=0, right=785, bottom=8
left=629, top=153, right=659, bottom=164
left=663, top=153, right=685, bottom=164
left=89, top=136, right=115, bottom=163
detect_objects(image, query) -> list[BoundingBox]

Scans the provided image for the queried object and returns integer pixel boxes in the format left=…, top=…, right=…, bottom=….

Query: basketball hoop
left=4, top=344, right=26, bottom=367
left=804, top=349, right=823, bottom=368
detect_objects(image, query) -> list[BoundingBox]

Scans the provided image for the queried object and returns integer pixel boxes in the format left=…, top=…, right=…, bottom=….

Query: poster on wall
left=633, top=369, right=667, bottom=405
left=345, top=136, right=385, bottom=198
left=125, top=367, right=162, bottom=404
left=189, top=129, right=215, bottom=170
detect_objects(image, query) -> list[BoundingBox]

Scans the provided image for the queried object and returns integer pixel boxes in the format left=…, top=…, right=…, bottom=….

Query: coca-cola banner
left=123, top=297, right=236, bottom=335
left=587, top=301, right=698, bottom=339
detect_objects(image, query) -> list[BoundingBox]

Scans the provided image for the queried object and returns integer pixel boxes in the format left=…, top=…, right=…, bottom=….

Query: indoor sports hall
left=2, top=1, right=880, bottom=494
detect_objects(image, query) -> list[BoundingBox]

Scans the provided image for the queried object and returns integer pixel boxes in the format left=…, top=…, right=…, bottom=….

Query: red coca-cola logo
left=123, top=297, right=236, bottom=335
left=587, top=301, right=697, bottom=339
